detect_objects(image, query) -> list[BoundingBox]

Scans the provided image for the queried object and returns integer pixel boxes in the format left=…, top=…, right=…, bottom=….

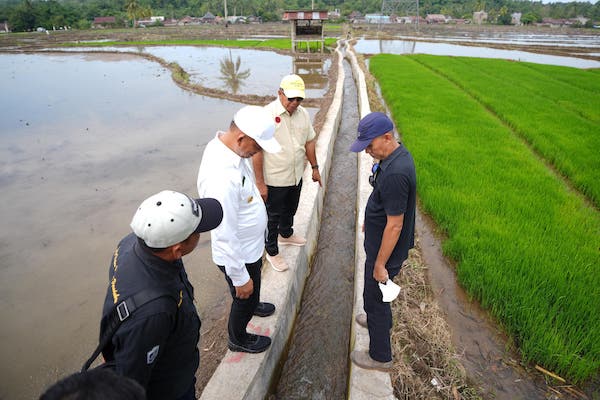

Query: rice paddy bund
left=369, top=54, right=600, bottom=383
left=65, top=38, right=338, bottom=51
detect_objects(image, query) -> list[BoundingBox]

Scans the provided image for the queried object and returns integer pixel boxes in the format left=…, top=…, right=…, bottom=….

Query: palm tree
left=125, top=0, right=151, bottom=27
left=219, top=50, right=251, bottom=94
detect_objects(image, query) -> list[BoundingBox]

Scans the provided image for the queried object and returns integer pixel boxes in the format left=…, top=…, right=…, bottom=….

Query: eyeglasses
left=287, top=97, right=303, bottom=103
left=369, top=162, right=380, bottom=187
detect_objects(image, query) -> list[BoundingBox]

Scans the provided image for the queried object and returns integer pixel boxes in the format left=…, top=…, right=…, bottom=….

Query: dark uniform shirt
left=101, top=233, right=201, bottom=400
left=364, top=144, right=416, bottom=267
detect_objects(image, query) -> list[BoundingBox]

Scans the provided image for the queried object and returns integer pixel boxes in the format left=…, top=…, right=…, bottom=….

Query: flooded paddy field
left=0, top=49, right=324, bottom=399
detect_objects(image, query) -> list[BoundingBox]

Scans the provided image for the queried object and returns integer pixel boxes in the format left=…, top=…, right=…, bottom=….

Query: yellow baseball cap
left=280, top=74, right=305, bottom=99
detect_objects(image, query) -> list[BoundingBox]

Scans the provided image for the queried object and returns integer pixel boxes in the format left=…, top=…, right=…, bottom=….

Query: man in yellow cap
left=253, top=74, right=322, bottom=273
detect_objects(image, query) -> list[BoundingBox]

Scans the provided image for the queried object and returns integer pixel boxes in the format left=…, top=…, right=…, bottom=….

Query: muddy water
left=271, top=60, right=359, bottom=399
left=0, top=50, right=319, bottom=400
left=417, top=210, right=549, bottom=399
left=0, top=52, right=235, bottom=400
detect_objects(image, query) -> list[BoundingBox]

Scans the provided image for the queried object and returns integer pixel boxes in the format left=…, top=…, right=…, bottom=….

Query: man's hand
left=235, top=279, right=254, bottom=299
left=312, top=169, right=322, bottom=187
left=373, top=264, right=389, bottom=284
left=257, top=181, right=268, bottom=202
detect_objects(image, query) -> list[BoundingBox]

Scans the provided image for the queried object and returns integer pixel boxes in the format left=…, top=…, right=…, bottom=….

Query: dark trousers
left=265, top=180, right=302, bottom=256
left=175, top=377, right=197, bottom=400
left=218, top=258, right=262, bottom=344
left=363, top=262, right=401, bottom=362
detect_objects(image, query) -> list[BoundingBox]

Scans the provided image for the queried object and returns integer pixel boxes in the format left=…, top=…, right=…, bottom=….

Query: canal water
left=270, top=59, right=359, bottom=399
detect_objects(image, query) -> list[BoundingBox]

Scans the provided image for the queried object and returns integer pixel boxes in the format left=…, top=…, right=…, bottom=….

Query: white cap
left=280, top=74, right=305, bottom=99
left=130, top=190, right=223, bottom=248
left=378, top=279, right=401, bottom=302
left=234, top=105, right=281, bottom=153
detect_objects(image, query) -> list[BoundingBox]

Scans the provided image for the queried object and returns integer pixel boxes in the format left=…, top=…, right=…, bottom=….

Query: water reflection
left=219, top=49, right=250, bottom=94
left=51, top=46, right=332, bottom=98
left=293, top=54, right=329, bottom=91
left=354, top=39, right=600, bottom=69
left=0, top=52, right=239, bottom=400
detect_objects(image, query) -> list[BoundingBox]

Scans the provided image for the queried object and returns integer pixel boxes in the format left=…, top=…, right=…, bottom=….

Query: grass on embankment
left=62, top=38, right=338, bottom=51
left=369, top=54, right=599, bottom=383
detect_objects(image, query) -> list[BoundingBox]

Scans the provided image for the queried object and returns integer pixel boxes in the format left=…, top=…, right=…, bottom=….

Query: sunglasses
left=369, top=162, right=380, bottom=187
left=287, top=97, right=303, bottom=103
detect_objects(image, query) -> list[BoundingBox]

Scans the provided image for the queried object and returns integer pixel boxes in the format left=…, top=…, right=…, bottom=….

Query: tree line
left=0, top=0, right=598, bottom=32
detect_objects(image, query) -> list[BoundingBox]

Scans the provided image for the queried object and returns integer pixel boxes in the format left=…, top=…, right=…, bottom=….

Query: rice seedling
left=409, top=55, right=600, bottom=208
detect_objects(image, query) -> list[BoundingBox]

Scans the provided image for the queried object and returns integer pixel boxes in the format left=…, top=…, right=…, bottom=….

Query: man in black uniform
left=99, top=190, right=223, bottom=400
left=349, top=112, right=416, bottom=371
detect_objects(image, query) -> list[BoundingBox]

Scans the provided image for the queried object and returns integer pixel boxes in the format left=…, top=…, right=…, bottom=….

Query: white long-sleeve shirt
left=197, top=132, right=267, bottom=286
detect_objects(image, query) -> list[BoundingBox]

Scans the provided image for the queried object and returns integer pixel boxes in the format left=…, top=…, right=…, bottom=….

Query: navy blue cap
left=350, top=112, right=394, bottom=152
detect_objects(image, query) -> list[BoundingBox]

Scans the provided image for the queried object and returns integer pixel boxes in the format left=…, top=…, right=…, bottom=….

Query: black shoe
left=228, top=334, right=271, bottom=353
left=254, top=302, right=275, bottom=317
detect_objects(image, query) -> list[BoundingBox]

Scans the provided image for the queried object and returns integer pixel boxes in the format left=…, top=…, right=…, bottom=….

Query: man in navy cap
left=349, top=112, right=417, bottom=371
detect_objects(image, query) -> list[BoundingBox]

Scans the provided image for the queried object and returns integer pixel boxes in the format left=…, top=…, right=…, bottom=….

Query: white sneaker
left=266, top=253, right=289, bottom=272
left=278, top=234, right=306, bottom=247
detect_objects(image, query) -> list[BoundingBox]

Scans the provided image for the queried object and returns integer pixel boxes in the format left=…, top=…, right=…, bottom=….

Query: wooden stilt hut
left=282, top=10, right=328, bottom=53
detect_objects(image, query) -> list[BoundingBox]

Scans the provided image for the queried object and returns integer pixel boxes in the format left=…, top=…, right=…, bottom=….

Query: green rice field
left=369, top=54, right=599, bottom=383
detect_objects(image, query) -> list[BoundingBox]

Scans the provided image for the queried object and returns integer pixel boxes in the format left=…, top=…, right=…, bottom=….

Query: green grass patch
left=63, top=37, right=338, bottom=51
left=370, top=54, right=600, bottom=383
left=407, top=55, right=600, bottom=208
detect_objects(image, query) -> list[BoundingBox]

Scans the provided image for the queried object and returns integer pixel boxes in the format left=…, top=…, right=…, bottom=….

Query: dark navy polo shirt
left=364, top=143, right=416, bottom=267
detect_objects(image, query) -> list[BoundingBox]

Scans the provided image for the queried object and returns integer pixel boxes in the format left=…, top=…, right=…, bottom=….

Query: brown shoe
left=266, top=253, right=289, bottom=272
left=355, top=313, right=367, bottom=328
left=278, top=234, right=306, bottom=246
left=351, top=350, right=393, bottom=372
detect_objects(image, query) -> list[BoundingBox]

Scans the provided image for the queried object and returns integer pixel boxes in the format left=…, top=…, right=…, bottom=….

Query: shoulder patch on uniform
left=147, top=345, right=159, bottom=364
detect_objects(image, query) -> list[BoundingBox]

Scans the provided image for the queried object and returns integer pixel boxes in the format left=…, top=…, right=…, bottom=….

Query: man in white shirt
left=197, top=105, right=281, bottom=353
left=253, top=74, right=322, bottom=273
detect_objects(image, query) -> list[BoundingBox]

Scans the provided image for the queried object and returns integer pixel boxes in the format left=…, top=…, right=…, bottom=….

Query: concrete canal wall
left=200, top=42, right=397, bottom=400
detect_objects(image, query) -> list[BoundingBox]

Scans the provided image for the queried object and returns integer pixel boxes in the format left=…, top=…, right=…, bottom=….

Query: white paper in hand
left=378, top=279, right=401, bottom=302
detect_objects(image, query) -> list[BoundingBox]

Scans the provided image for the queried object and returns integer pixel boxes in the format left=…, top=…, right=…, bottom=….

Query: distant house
left=328, top=9, right=341, bottom=19
left=179, top=16, right=200, bottom=25
left=511, top=12, right=522, bottom=25
left=540, top=18, right=571, bottom=27
left=365, top=14, right=390, bottom=24
left=201, top=12, right=216, bottom=24
left=137, top=16, right=164, bottom=27
left=246, top=15, right=262, bottom=23
left=92, top=16, right=116, bottom=28
left=349, top=11, right=363, bottom=23
left=225, top=15, right=246, bottom=24
left=473, top=11, right=488, bottom=25
left=426, top=14, right=447, bottom=24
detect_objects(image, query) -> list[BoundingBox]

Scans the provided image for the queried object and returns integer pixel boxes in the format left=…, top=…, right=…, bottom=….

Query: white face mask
left=378, top=279, right=401, bottom=302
